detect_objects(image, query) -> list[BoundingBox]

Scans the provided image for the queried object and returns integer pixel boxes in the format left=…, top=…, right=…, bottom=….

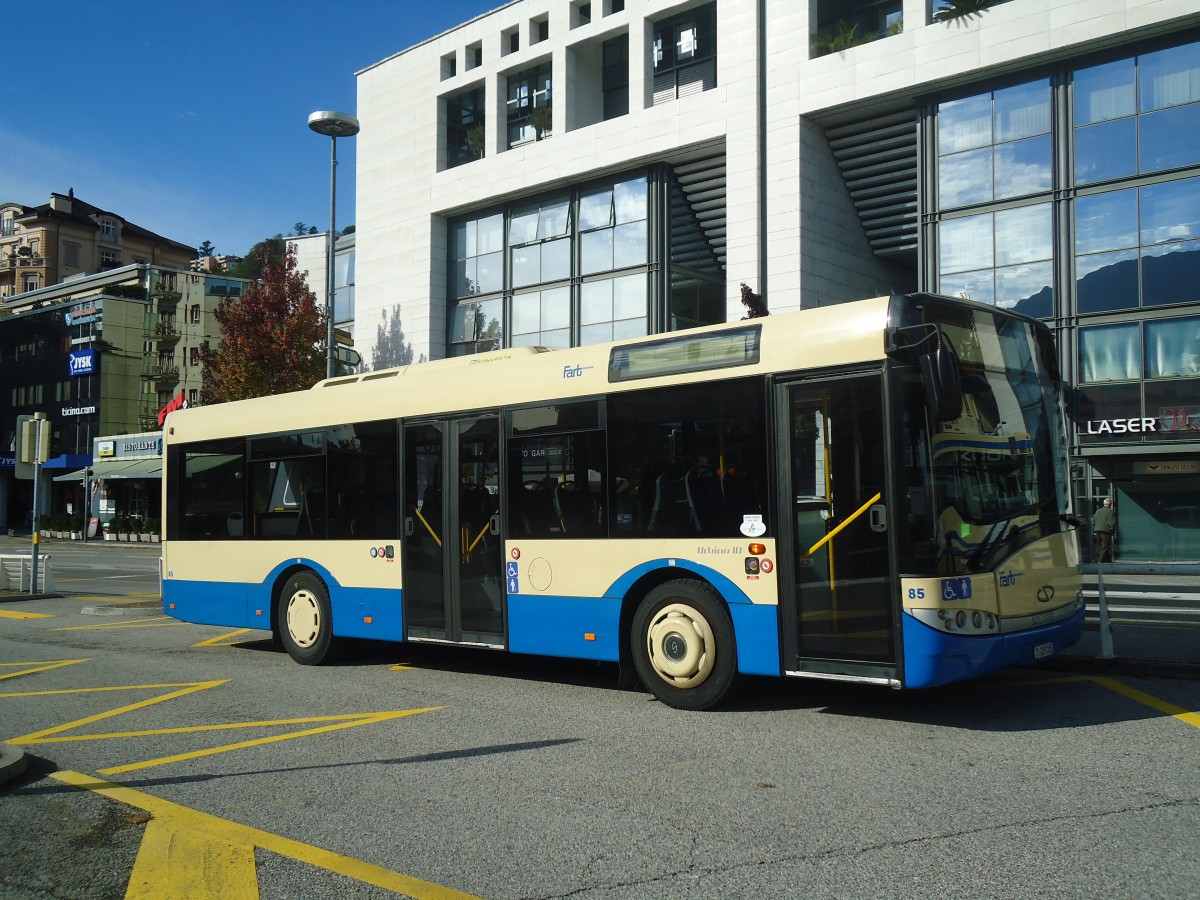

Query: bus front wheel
left=631, top=580, right=740, bottom=710
left=277, top=571, right=344, bottom=665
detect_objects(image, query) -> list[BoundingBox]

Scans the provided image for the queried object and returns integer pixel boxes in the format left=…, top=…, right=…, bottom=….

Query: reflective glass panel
left=938, top=93, right=992, bottom=154
left=537, top=199, right=570, bottom=238
left=995, top=204, right=1051, bottom=266
left=511, top=292, right=540, bottom=334
left=1139, top=104, right=1200, bottom=173
left=477, top=215, right=504, bottom=254
left=581, top=229, right=614, bottom=274
left=939, top=148, right=992, bottom=208
left=614, top=177, right=648, bottom=224
left=1140, top=177, right=1200, bottom=245
left=612, top=273, right=646, bottom=319
left=996, top=261, right=1053, bottom=318
left=580, top=280, right=612, bottom=324
left=1079, top=323, right=1140, bottom=382
left=542, top=286, right=571, bottom=331
left=541, top=237, right=571, bottom=282
left=1143, top=240, right=1200, bottom=308
left=994, top=79, right=1050, bottom=142
left=939, top=269, right=995, bottom=306
left=579, top=189, right=613, bottom=230
left=1074, top=58, right=1136, bottom=125
left=1139, top=42, right=1200, bottom=112
left=475, top=251, right=503, bottom=293
left=613, top=220, right=647, bottom=268
left=509, top=207, right=539, bottom=245
left=1145, top=316, right=1200, bottom=378
left=994, top=136, right=1052, bottom=199
left=1076, top=190, right=1138, bottom=255
left=511, top=245, right=540, bottom=287
left=1074, top=118, right=1137, bottom=184
left=1076, top=249, right=1139, bottom=313
left=940, top=213, right=993, bottom=274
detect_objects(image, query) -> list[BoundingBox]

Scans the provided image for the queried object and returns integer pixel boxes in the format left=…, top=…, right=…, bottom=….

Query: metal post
left=326, top=135, right=338, bottom=379
left=1096, top=569, right=1115, bottom=660
left=30, top=416, right=43, bottom=593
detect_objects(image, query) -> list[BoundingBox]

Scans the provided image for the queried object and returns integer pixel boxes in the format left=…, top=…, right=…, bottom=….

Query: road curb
left=0, top=743, right=28, bottom=786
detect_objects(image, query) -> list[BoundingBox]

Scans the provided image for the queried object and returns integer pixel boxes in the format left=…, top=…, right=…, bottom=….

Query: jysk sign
left=68, top=349, right=95, bottom=377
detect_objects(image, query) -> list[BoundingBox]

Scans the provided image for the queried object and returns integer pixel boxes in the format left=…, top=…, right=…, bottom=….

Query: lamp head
left=308, top=110, right=360, bottom=138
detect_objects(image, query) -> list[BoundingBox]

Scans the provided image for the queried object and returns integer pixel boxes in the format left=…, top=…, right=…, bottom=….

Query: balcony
left=142, top=364, right=180, bottom=384
left=1, top=255, right=47, bottom=269
left=147, top=321, right=181, bottom=342
left=151, top=278, right=182, bottom=300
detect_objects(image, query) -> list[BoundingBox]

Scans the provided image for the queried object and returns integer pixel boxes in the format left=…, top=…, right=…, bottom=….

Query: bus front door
left=403, top=415, right=504, bottom=646
left=779, top=374, right=898, bottom=680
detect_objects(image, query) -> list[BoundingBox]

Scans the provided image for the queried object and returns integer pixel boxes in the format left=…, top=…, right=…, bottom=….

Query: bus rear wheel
left=631, top=580, right=739, bottom=710
left=277, top=571, right=344, bottom=665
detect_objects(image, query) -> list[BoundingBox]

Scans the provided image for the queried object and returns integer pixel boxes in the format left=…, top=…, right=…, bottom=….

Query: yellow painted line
left=193, top=629, right=255, bottom=647
left=52, top=617, right=181, bottom=631
left=0, top=659, right=89, bottom=681
left=53, top=770, right=484, bottom=899
left=1000, top=674, right=1200, bottom=732
left=100, top=708, right=442, bottom=775
left=0, top=609, right=53, bottom=620
left=8, top=680, right=227, bottom=744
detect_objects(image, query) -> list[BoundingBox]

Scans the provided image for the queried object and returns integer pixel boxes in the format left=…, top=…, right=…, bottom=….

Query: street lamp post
left=307, top=110, right=360, bottom=378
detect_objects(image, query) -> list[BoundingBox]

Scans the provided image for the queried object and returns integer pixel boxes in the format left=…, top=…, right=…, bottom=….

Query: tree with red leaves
left=200, top=245, right=326, bottom=403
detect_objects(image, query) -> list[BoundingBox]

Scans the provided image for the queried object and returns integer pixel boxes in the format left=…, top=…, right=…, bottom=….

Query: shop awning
left=53, top=458, right=163, bottom=482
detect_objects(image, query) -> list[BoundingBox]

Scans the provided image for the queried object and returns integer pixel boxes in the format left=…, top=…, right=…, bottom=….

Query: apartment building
left=0, top=190, right=196, bottom=299
left=0, top=265, right=243, bottom=531
left=354, top=0, right=1200, bottom=561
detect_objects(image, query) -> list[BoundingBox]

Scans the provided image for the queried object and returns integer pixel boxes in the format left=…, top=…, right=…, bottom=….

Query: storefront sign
left=1133, top=461, right=1200, bottom=475
left=62, top=404, right=98, bottom=416
left=1081, top=408, right=1200, bottom=437
left=68, top=349, right=95, bottom=376
left=97, top=440, right=116, bottom=458
left=121, top=438, right=162, bottom=453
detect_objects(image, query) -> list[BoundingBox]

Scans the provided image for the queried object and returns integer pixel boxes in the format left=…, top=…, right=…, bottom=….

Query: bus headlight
left=913, top=607, right=998, bottom=636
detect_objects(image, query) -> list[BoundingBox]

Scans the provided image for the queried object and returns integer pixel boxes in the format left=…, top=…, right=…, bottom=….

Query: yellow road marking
left=53, top=770, right=484, bottom=900
left=1001, top=674, right=1200, bottom=732
left=53, top=616, right=181, bottom=631
left=193, top=629, right=256, bottom=647
left=99, top=708, right=441, bottom=775
left=0, top=609, right=53, bottom=620
left=0, top=659, right=89, bottom=681
left=7, top=681, right=228, bottom=744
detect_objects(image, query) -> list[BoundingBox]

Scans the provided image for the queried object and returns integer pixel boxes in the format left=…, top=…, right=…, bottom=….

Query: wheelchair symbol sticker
left=941, top=577, right=972, bottom=601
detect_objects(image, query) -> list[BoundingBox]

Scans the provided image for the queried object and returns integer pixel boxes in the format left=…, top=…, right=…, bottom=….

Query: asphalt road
left=1, top=541, right=1198, bottom=899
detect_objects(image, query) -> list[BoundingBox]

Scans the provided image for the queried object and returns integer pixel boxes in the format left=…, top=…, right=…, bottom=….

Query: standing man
left=1093, top=496, right=1116, bottom=563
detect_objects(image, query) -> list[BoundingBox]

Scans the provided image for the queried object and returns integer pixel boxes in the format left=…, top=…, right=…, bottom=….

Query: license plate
left=1033, top=641, right=1055, bottom=660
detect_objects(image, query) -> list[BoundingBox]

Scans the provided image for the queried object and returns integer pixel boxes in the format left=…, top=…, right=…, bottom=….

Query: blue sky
left=0, top=1, right=498, bottom=259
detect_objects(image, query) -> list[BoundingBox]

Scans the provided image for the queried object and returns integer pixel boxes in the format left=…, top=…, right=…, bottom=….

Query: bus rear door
left=777, top=373, right=899, bottom=683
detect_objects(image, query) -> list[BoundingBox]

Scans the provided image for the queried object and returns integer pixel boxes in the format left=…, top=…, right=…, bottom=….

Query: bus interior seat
left=649, top=467, right=693, bottom=533
left=553, top=479, right=597, bottom=535
left=520, top=477, right=559, bottom=535
left=299, top=484, right=326, bottom=537
left=685, top=465, right=723, bottom=533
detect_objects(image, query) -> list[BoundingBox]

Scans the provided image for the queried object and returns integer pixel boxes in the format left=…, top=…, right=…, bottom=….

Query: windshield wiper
left=965, top=502, right=1050, bottom=572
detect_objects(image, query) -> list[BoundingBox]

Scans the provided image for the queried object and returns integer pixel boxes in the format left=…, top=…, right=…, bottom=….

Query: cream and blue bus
left=162, top=292, right=1083, bottom=709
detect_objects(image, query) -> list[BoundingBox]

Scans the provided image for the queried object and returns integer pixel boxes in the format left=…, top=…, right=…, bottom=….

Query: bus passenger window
left=507, top=429, right=606, bottom=538
left=175, top=440, right=246, bottom=541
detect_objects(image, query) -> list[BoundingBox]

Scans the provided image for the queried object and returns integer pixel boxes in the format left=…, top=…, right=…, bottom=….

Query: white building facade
left=356, top=0, right=1200, bottom=561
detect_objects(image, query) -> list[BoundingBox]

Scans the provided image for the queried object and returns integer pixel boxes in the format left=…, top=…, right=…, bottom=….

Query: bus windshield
left=895, top=302, right=1070, bottom=575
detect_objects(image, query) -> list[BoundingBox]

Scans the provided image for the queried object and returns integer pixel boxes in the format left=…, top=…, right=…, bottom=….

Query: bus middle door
left=403, top=414, right=504, bottom=646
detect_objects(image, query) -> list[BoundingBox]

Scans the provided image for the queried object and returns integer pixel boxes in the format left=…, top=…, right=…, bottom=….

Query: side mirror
left=920, top=343, right=963, bottom=421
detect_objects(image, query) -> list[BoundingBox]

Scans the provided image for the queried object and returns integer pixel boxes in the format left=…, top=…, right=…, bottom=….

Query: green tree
left=370, top=304, right=425, bottom=370
left=197, top=239, right=216, bottom=258
left=228, top=235, right=285, bottom=279
left=200, top=245, right=326, bottom=402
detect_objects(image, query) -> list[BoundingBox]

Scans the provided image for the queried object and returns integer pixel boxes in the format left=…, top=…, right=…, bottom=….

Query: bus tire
left=277, top=571, right=344, bottom=665
left=631, top=580, right=740, bottom=710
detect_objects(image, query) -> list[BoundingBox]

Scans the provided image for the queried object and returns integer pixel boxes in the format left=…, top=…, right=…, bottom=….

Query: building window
left=22, top=274, right=39, bottom=292
left=100, top=219, right=118, bottom=242
left=1075, top=175, right=1200, bottom=314
left=190, top=347, right=200, bottom=367
left=446, top=87, right=486, bottom=168
left=939, top=204, right=1054, bottom=318
left=603, top=34, right=629, bottom=120
left=100, top=249, right=120, bottom=270
left=507, top=63, right=552, bottom=147
left=937, top=79, right=1052, bottom=209
left=651, top=3, right=716, bottom=105
left=190, top=304, right=201, bottom=324
left=448, top=172, right=656, bottom=356
left=64, top=242, right=80, bottom=267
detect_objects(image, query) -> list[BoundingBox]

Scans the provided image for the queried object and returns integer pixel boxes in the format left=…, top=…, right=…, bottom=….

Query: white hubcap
left=286, top=590, right=321, bottom=648
left=646, top=602, right=715, bottom=689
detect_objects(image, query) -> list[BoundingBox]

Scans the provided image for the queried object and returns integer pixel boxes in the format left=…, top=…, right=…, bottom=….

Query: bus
left=161, top=292, right=1083, bottom=709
